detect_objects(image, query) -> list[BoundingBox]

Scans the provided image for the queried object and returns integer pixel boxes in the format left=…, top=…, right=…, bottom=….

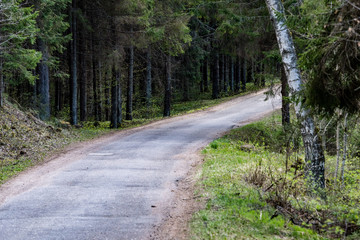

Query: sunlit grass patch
left=191, top=112, right=325, bottom=240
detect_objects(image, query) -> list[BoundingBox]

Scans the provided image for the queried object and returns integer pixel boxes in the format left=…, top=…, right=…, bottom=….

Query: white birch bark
left=0, top=58, right=3, bottom=108
left=320, top=116, right=333, bottom=153
left=265, top=0, right=325, bottom=189
left=335, top=117, right=341, bottom=181
left=340, top=112, right=348, bottom=185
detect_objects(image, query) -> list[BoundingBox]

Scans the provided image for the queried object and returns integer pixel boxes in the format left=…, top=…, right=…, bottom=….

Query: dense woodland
left=1, top=0, right=360, bottom=237
left=0, top=0, right=279, bottom=125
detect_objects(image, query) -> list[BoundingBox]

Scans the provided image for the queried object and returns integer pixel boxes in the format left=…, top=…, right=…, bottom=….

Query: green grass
left=0, top=158, right=33, bottom=183
left=191, top=110, right=360, bottom=239
left=190, top=113, right=324, bottom=240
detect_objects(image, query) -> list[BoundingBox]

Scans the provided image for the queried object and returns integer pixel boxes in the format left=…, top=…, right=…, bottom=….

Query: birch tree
left=265, top=0, right=326, bottom=190
left=340, top=112, right=348, bottom=185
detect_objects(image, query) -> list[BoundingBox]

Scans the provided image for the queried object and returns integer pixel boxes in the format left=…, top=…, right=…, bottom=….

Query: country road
left=0, top=90, right=281, bottom=240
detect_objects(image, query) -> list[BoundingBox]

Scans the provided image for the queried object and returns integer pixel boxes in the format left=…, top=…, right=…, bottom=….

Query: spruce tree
left=0, top=0, right=40, bottom=107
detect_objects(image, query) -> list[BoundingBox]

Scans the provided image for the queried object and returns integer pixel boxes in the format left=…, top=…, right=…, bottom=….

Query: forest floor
left=0, top=88, right=281, bottom=239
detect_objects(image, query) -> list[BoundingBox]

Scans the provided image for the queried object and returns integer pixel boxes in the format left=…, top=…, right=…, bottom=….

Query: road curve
left=0, top=90, right=280, bottom=240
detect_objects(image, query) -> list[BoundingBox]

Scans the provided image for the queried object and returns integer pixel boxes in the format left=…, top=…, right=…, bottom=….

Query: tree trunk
left=212, top=52, right=220, bottom=99
left=320, top=116, right=333, bottom=153
left=202, top=58, right=209, bottom=92
left=89, top=12, right=100, bottom=122
left=266, top=0, right=325, bottom=190
left=251, top=59, right=255, bottom=83
left=182, top=55, right=190, bottom=101
left=105, top=67, right=111, bottom=121
left=254, top=60, right=260, bottom=86
left=79, top=0, right=87, bottom=122
left=110, top=19, right=122, bottom=127
left=241, top=58, right=247, bottom=91
left=54, top=78, right=62, bottom=115
left=281, top=65, right=290, bottom=126
left=200, top=62, right=204, bottom=93
left=126, top=44, right=134, bottom=120
left=79, top=33, right=87, bottom=122
left=224, top=56, right=228, bottom=93
left=37, top=39, right=50, bottom=121
left=340, top=112, right=348, bottom=185
left=230, top=57, right=234, bottom=91
left=182, top=75, right=189, bottom=101
left=235, top=56, right=240, bottom=92
left=70, top=0, right=78, bottom=125
left=220, top=54, right=224, bottom=92
left=117, top=68, right=122, bottom=126
left=0, top=58, right=3, bottom=108
left=246, top=59, right=252, bottom=83
left=335, top=114, right=341, bottom=181
left=261, top=62, right=266, bottom=87
left=163, top=55, right=171, bottom=117
left=110, top=64, right=118, bottom=129
left=92, top=54, right=99, bottom=121
left=146, top=49, right=152, bottom=111
left=98, top=60, right=103, bottom=121
left=32, top=70, right=37, bottom=109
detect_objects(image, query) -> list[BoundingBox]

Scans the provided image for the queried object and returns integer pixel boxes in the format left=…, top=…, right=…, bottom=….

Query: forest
left=0, top=0, right=360, bottom=239
left=0, top=0, right=278, bottom=125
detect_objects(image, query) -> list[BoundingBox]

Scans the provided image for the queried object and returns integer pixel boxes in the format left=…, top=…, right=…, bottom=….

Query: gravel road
left=0, top=90, right=281, bottom=240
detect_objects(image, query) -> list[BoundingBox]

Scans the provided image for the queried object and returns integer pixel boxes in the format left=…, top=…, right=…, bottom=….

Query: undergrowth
left=0, top=102, right=74, bottom=184
left=191, top=110, right=360, bottom=239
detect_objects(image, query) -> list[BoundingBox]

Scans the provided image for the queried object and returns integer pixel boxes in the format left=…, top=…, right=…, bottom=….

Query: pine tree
left=33, top=0, right=71, bottom=120
left=0, top=0, right=41, bottom=107
left=69, top=0, right=78, bottom=125
left=152, top=0, right=192, bottom=117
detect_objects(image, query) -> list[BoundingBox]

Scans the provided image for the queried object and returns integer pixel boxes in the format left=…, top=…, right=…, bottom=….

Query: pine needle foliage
left=291, top=0, right=360, bottom=114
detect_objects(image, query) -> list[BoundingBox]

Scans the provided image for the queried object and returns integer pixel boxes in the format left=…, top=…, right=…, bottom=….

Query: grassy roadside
left=0, top=83, right=268, bottom=185
left=190, top=114, right=322, bottom=239
left=190, top=111, right=360, bottom=239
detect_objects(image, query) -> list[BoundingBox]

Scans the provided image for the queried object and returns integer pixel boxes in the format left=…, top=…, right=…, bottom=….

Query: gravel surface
left=0, top=90, right=281, bottom=240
